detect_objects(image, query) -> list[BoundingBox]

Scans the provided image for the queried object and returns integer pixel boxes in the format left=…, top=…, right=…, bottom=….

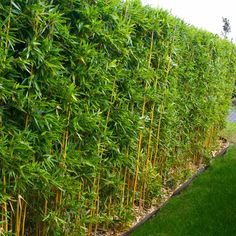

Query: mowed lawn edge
left=131, top=145, right=236, bottom=236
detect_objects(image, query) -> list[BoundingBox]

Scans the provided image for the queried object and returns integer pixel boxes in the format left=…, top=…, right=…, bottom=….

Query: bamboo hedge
left=0, top=0, right=236, bottom=235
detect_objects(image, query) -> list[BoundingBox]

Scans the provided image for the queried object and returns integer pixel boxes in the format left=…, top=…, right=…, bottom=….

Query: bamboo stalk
left=42, top=200, right=48, bottom=236
left=126, top=171, right=131, bottom=206
left=88, top=76, right=118, bottom=235
left=152, top=102, right=164, bottom=167
left=62, top=106, right=71, bottom=161
left=1, top=172, right=7, bottom=232
left=205, top=126, right=214, bottom=148
left=152, top=27, right=177, bottom=167
left=107, top=196, right=112, bottom=220
left=1, top=3, right=12, bottom=231
left=3, top=185, right=8, bottom=233
left=15, top=199, right=19, bottom=235
left=87, top=177, right=97, bottom=236
left=148, top=78, right=160, bottom=163
left=133, top=31, right=154, bottom=206
left=123, top=103, right=134, bottom=208
left=75, top=182, right=84, bottom=227
left=140, top=101, right=155, bottom=206
left=93, top=155, right=101, bottom=235
left=10, top=211, right=13, bottom=236
left=121, top=147, right=130, bottom=205
left=133, top=131, right=143, bottom=206
left=21, top=202, right=26, bottom=236
left=15, top=195, right=23, bottom=236
left=63, top=127, right=69, bottom=160
left=0, top=191, right=2, bottom=219
left=18, top=198, right=23, bottom=236
left=1, top=205, right=3, bottom=234
left=54, top=105, right=71, bottom=222
left=106, top=168, right=115, bottom=221
left=59, top=191, right=63, bottom=207
left=25, top=113, right=29, bottom=129
left=55, top=191, right=59, bottom=211
left=140, top=59, right=161, bottom=206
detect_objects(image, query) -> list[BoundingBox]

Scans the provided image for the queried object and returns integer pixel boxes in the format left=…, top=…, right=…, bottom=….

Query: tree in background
left=222, top=17, right=236, bottom=98
left=222, top=18, right=236, bottom=98
left=222, top=17, right=231, bottom=39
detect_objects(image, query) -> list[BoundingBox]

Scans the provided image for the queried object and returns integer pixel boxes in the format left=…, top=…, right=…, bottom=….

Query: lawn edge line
left=121, top=145, right=229, bottom=236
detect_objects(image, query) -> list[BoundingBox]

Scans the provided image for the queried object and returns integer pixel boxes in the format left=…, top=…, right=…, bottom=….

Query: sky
left=141, top=0, right=235, bottom=42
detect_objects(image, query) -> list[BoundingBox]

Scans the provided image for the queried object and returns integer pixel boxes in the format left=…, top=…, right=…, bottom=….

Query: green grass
left=131, top=145, right=236, bottom=236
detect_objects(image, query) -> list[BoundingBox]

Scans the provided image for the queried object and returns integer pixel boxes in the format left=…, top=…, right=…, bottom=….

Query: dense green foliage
left=132, top=145, right=236, bottom=236
left=0, top=0, right=235, bottom=235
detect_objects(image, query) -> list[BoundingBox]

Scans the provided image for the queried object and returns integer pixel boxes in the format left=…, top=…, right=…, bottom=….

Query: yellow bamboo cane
left=121, top=147, right=130, bottom=206
left=140, top=57, right=161, bottom=206
left=2, top=4, right=12, bottom=233
left=2, top=175, right=8, bottom=233
left=10, top=211, right=13, bottom=236
left=21, top=201, right=26, bottom=236
left=54, top=105, right=71, bottom=220
left=15, top=195, right=23, bottom=236
left=42, top=199, right=48, bottom=236
left=140, top=99, right=156, bottom=206
left=133, top=31, right=154, bottom=207
left=88, top=76, right=117, bottom=235
left=152, top=26, right=177, bottom=167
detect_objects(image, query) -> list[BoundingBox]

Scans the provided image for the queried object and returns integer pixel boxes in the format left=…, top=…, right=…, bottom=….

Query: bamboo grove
left=0, top=0, right=236, bottom=235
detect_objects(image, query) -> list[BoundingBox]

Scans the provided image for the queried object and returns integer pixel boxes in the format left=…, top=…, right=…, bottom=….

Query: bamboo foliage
left=0, top=0, right=236, bottom=235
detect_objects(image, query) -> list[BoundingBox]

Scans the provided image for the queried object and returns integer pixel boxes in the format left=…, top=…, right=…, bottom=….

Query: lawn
left=131, top=144, right=236, bottom=236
